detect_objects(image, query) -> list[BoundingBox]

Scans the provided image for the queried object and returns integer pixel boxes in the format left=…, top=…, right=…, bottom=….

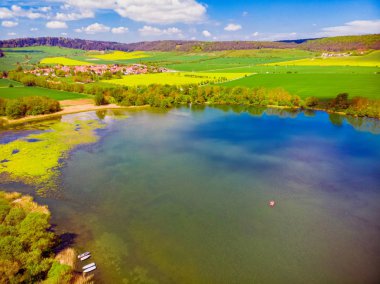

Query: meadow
left=0, top=46, right=86, bottom=71
left=0, top=79, right=88, bottom=100
left=266, top=50, right=380, bottom=67
left=222, top=73, right=380, bottom=99
left=104, top=72, right=252, bottom=86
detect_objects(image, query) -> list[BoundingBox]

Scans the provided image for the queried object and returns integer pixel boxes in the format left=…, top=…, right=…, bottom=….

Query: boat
left=82, top=263, right=96, bottom=270
left=83, top=266, right=97, bottom=273
left=80, top=254, right=91, bottom=261
left=77, top=252, right=90, bottom=259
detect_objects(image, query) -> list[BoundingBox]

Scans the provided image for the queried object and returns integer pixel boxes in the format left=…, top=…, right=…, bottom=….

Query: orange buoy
left=269, top=200, right=276, bottom=207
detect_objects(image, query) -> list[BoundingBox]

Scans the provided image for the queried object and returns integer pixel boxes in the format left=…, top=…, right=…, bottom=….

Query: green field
left=222, top=73, right=380, bottom=99
left=104, top=72, right=251, bottom=86
left=0, top=80, right=89, bottom=100
left=0, top=46, right=86, bottom=71
left=267, top=50, right=380, bottom=67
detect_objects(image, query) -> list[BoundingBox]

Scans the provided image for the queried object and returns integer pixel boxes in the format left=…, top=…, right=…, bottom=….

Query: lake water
left=2, top=106, right=380, bottom=283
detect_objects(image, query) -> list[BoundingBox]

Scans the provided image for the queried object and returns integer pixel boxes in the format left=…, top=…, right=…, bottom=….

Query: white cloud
left=75, top=23, right=110, bottom=34
left=0, top=5, right=46, bottom=19
left=58, top=0, right=207, bottom=24
left=252, top=32, right=259, bottom=37
left=138, top=25, right=182, bottom=36
left=38, top=7, right=52, bottom=12
left=61, top=32, right=68, bottom=36
left=2, top=20, right=18, bottom=27
left=111, top=26, right=129, bottom=34
left=242, top=11, right=248, bottom=16
left=55, top=10, right=94, bottom=21
left=319, top=20, right=380, bottom=36
left=224, top=23, right=242, bottom=31
left=254, top=32, right=298, bottom=41
left=30, top=28, right=39, bottom=31
left=202, top=30, right=211, bottom=37
left=7, top=32, right=16, bottom=36
left=46, top=21, right=68, bottom=29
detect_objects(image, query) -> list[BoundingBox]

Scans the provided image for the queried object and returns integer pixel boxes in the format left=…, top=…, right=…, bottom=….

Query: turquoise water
left=2, top=107, right=380, bottom=283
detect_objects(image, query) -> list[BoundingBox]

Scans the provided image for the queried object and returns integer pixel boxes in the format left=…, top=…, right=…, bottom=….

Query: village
left=25, top=63, right=170, bottom=77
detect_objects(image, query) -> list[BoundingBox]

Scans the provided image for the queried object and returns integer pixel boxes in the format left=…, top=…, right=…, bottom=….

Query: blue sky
left=0, top=0, right=379, bottom=42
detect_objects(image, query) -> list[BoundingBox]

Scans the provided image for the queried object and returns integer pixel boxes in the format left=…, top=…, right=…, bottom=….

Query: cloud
left=252, top=32, right=259, bottom=37
left=0, top=5, right=46, bottom=20
left=61, top=32, right=67, bottom=36
left=7, top=32, right=16, bottom=36
left=138, top=25, right=182, bottom=36
left=2, top=20, right=18, bottom=27
left=202, top=30, right=211, bottom=37
left=319, top=19, right=380, bottom=36
left=38, top=7, right=52, bottom=12
left=242, top=11, right=248, bottom=16
left=224, top=23, right=242, bottom=31
left=46, top=21, right=68, bottom=29
left=75, top=23, right=110, bottom=34
left=55, top=10, right=94, bottom=21
left=111, top=26, right=129, bottom=34
left=30, top=28, right=39, bottom=31
left=57, top=0, right=207, bottom=24
left=254, top=32, right=298, bottom=41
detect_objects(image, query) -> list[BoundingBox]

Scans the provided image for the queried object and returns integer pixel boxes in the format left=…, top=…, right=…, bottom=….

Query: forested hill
left=0, top=34, right=379, bottom=52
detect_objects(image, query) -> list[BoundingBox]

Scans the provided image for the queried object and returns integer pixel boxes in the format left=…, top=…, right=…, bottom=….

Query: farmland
left=40, top=56, right=92, bottom=66
left=89, top=50, right=149, bottom=60
left=104, top=72, right=252, bottom=86
left=266, top=50, right=380, bottom=67
left=0, top=79, right=88, bottom=100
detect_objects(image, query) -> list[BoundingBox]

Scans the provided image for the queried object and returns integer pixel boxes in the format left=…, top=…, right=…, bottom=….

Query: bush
left=305, top=96, right=319, bottom=107
left=6, top=99, right=26, bottom=119
left=9, top=84, right=14, bottom=88
left=94, top=92, right=108, bottom=106
left=0, top=98, right=6, bottom=116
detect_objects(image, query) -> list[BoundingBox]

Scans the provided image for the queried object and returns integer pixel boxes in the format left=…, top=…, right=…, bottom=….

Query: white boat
left=78, top=252, right=90, bottom=259
left=82, top=263, right=96, bottom=270
left=83, top=266, right=97, bottom=273
left=80, top=254, right=91, bottom=261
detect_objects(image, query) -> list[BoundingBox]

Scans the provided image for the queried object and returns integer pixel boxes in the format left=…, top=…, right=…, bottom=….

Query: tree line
left=3, top=70, right=380, bottom=119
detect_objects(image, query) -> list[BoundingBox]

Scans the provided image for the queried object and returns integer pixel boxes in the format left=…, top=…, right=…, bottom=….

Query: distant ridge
left=0, top=34, right=379, bottom=52
left=277, top=38, right=322, bottom=44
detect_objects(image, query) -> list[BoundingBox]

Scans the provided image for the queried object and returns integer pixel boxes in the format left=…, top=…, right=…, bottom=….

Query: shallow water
left=1, top=107, right=380, bottom=283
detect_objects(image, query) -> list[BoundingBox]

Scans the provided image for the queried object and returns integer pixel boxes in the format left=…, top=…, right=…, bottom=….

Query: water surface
left=2, top=107, right=380, bottom=283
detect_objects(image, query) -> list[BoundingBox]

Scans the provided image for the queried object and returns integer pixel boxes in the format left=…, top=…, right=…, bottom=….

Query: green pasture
left=0, top=83, right=88, bottom=100
left=267, top=50, right=380, bottom=67
left=0, top=46, right=86, bottom=71
left=222, top=73, right=380, bottom=99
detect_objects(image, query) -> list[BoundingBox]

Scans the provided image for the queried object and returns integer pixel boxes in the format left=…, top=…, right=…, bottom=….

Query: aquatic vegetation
left=0, top=119, right=105, bottom=193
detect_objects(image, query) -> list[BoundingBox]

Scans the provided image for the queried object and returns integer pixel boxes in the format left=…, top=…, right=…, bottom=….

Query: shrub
left=0, top=98, right=6, bottom=116
left=94, top=92, right=108, bottom=106
left=9, top=84, right=14, bottom=88
left=6, top=99, right=26, bottom=119
left=305, top=96, right=319, bottom=107
left=23, top=96, right=61, bottom=116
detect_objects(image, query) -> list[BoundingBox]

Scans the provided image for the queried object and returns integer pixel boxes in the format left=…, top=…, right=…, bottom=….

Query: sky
left=0, top=0, right=379, bottom=42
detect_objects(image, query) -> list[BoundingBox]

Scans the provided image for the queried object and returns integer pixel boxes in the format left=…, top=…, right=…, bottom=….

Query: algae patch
left=0, top=119, right=105, bottom=193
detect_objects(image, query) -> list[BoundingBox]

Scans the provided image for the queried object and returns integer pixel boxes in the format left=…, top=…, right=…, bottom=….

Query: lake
left=1, top=106, right=380, bottom=283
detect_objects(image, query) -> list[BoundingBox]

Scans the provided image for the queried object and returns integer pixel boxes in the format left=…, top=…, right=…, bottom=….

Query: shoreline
left=0, top=99, right=150, bottom=127
left=0, top=101, right=378, bottom=128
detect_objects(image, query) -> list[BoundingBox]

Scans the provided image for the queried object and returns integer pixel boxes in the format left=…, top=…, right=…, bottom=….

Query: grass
left=266, top=50, right=380, bottom=67
left=104, top=72, right=252, bottom=86
left=89, top=51, right=149, bottom=60
left=0, top=84, right=89, bottom=100
left=222, top=73, right=380, bottom=99
left=0, top=46, right=86, bottom=71
left=40, top=57, right=92, bottom=66
left=0, top=78, right=23, bottom=87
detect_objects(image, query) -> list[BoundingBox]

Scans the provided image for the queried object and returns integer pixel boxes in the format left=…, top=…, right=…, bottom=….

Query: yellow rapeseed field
left=90, top=51, right=149, bottom=60
left=40, top=57, right=92, bottom=65
left=105, top=72, right=252, bottom=86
